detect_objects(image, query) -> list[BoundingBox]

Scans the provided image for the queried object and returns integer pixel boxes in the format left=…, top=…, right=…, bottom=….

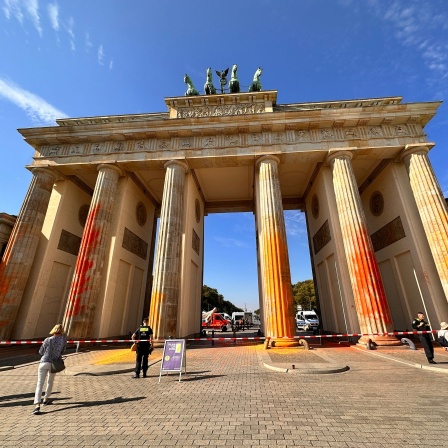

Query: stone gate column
left=327, top=150, right=400, bottom=346
left=401, top=144, right=448, bottom=301
left=149, top=160, right=188, bottom=340
left=63, top=164, right=122, bottom=338
left=255, top=155, right=297, bottom=347
left=0, top=167, right=57, bottom=340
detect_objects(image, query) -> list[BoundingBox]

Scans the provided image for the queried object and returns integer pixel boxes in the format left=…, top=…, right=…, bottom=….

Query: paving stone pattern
left=1, top=343, right=448, bottom=447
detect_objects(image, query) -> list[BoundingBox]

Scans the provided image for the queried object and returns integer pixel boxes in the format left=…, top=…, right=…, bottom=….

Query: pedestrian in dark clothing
left=412, top=312, right=436, bottom=364
left=132, top=318, right=153, bottom=378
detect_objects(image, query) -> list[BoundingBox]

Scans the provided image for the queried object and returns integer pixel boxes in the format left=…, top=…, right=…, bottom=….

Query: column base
left=357, top=335, right=402, bottom=347
left=270, top=337, right=300, bottom=348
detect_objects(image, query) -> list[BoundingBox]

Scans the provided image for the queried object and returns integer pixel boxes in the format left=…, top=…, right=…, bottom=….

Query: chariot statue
left=184, top=74, right=199, bottom=96
left=215, top=67, right=229, bottom=94
left=248, top=67, right=263, bottom=92
left=204, top=68, right=216, bottom=95
left=229, top=64, right=240, bottom=93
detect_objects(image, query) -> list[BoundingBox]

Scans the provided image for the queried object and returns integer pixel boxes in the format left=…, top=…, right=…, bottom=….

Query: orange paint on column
left=64, top=204, right=101, bottom=319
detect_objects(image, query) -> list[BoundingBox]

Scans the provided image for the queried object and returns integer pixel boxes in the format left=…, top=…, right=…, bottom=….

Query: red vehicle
left=202, top=311, right=230, bottom=332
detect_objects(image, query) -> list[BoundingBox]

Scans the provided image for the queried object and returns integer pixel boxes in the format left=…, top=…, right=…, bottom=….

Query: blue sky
left=1, top=0, right=447, bottom=312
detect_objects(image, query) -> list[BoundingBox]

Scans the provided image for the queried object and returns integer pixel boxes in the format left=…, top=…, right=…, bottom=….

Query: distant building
left=0, top=213, right=16, bottom=259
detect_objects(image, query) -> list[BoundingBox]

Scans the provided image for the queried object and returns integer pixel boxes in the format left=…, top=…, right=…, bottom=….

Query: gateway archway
left=1, top=91, right=448, bottom=346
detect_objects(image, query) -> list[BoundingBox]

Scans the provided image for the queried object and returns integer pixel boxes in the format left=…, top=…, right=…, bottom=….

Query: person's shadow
left=0, top=393, right=145, bottom=411
left=38, top=396, right=146, bottom=414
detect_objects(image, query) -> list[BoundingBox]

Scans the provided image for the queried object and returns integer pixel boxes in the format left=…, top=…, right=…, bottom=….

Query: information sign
left=159, top=339, right=186, bottom=382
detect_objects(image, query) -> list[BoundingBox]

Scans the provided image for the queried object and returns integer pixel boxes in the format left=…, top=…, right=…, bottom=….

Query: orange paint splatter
left=65, top=204, right=101, bottom=318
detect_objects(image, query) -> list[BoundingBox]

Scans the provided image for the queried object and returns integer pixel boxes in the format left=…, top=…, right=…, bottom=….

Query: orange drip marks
left=347, top=233, right=392, bottom=327
left=261, top=228, right=294, bottom=338
left=0, top=262, right=10, bottom=306
left=65, top=204, right=101, bottom=318
left=149, top=291, right=166, bottom=338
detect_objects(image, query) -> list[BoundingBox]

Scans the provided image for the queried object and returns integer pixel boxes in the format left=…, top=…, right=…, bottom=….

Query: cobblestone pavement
left=1, top=341, right=448, bottom=447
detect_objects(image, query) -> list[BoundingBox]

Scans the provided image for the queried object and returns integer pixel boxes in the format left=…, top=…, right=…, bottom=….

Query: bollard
left=233, top=330, right=236, bottom=345
left=292, top=364, right=295, bottom=369
left=211, top=330, right=214, bottom=346
left=76, top=341, right=80, bottom=353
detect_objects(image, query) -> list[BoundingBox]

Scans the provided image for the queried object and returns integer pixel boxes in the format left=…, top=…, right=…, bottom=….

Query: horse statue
left=215, top=67, right=229, bottom=93
left=229, top=64, right=240, bottom=93
left=204, top=67, right=216, bottom=95
left=248, top=67, right=263, bottom=92
left=184, top=74, right=199, bottom=96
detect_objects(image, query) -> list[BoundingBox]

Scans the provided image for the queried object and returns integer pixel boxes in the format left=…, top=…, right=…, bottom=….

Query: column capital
left=400, top=143, right=434, bottom=161
left=27, top=166, right=59, bottom=181
left=326, top=148, right=356, bottom=166
left=256, top=155, right=280, bottom=168
left=97, top=163, right=123, bottom=176
left=164, top=160, right=189, bottom=173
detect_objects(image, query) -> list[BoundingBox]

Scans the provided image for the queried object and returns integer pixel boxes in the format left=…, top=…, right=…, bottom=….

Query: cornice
left=17, top=96, right=441, bottom=148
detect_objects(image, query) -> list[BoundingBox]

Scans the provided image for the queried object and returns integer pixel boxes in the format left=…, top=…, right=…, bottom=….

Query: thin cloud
left=368, top=0, right=448, bottom=81
left=0, top=77, right=67, bottom=124
left=25, top=0, right=41, bottom=36
left=3, top=0, right=24, bottom=22
left=109, top=60, right=113, bottom=70
left=66, top=16, right=75, bottom=51
left=85, top=31, right=93, bottom=50
left=3, top=0, right=42, bottom=36
left=98, top=45, right=104, bottom=65
left=47, top=2, right=59, bottom=31
left=285, top=210, right=307, bottom=237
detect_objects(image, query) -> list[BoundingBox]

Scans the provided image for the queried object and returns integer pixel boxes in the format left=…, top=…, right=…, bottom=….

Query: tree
left=201, top=285, right=243, bottom=314
left=292, top=279, right=316, bottom=311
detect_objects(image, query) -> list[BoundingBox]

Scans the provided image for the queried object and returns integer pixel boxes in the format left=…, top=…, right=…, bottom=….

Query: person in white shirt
left=437, top=321, right=448, bottom=351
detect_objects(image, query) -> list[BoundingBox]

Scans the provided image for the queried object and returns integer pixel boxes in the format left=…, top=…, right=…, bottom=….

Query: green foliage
left=202, top=285, right=243, bottom=314
left=292, top=279, right=316, bottom=312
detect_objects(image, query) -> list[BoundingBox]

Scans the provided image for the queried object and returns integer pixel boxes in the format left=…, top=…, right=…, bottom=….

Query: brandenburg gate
left=1, top=87, right=448, bottom=346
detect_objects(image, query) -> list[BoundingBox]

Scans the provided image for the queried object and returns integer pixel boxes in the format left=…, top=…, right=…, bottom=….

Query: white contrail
left=0, top=78, right=67, bottom=124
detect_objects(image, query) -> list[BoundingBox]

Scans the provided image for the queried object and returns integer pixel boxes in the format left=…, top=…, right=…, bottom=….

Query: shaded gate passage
left=1, top=90, right=448, bottom=345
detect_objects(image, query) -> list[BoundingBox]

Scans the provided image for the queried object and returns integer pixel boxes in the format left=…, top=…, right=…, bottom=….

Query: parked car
left=296, top=311, right=319, bottom=333
left=219, top=312, right=232, bottom=322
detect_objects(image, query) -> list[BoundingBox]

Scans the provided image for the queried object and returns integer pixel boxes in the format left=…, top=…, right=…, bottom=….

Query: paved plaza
left=1, top=339, right=448, bottom=447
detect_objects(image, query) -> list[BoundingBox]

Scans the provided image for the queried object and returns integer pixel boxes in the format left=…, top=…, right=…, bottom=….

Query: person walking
left=412, top=312, right=436, bottom=364
left=437, top=321, right=448, bottom=351
left=132, top=317, right=153, bottom=378
left=33, top=324, right=67, bottom=415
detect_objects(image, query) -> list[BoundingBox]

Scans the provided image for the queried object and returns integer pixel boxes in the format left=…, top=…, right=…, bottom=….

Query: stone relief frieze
left=225, top=135, right=239, bottom=146
left=296, top=130, right=310, bottom=141
left=321, top=129, right=335, bottom=140
left=368, top=127, right=382, bottom=137
left=371, top=216, right=406, bottom=252
left=192, top=229, right=200, bottom=255
left=180, top=138, right=193, bottom=148
left=250, top=133, right=262, bottom=144
left=176, top=102, right=265, bottom=119
left=91, top=143, right=104, bottom=153
left=111, top=142, right=126, bottom=152
left=313, top=220, right=331, bottom=255
left=122, top=227, right=148, bottom=260
left=57, top=229, right=82, bottom=256
left=48, top=146, right=62, bottom=156
left=158, top=140, right=170, bottom=149
left=273, top=133, right=285, bottom=143
left=69, top=145, right=84, bottom=155
left=203, top=137, right=215, bottom=147
left=37, top=124, right=421, bottom=159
